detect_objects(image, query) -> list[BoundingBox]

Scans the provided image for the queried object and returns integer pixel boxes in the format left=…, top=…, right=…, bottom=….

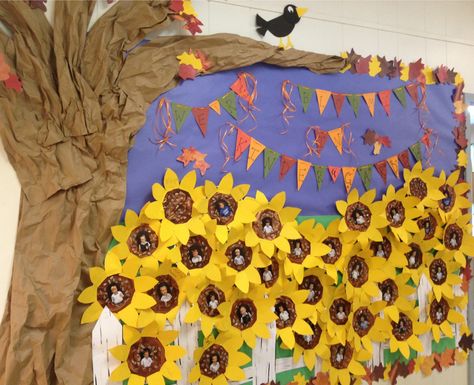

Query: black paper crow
left=256, top=5, right=308, bottom=49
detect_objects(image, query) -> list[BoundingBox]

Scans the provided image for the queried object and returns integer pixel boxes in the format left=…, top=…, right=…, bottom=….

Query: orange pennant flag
left=315, top=89, right=331, bottom=115
left=362, top=93, right=376, bottom=116
left=328, top=127, right=343, bottom=154
left=247, top=137, right=265, bottom=170
left=387, top=155, right=400, bottom=178
left=234, top=128, right=251, bottom=161
left=297, top=159, right=312, bottom=190
left=209, top=100, right=221, bottom=115
left=342, top=167, right=356, bottom=193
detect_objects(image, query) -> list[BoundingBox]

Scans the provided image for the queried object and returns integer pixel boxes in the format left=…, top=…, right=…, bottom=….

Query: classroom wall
left=0, top=1, right=472, bottom=384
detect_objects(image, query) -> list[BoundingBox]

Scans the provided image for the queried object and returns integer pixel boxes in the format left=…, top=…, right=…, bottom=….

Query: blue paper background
left=124, top=63, right=457, bottom=216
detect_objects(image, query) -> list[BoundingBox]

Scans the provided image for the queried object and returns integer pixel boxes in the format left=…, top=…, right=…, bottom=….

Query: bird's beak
left=296, top=7, right=308, bottom=17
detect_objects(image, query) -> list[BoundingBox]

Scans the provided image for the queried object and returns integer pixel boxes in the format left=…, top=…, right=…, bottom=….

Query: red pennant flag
left=234, top=128, right=251, bottom=161
left=374, top=160, right=387, bottom=184
left=405, top=83, right=419, bottom=105
left=398, top=150, right=410, bottom=169
left=192, top=107, right=209, bottom=136
left=315, top=128, right=329, bottom=157
left=279, top=155, right=296, bottom=180
left=328, top=166, right=341, bottom=182
left=378, top=90, right=391, bottom=116
left=332, top=93, right=345, bottom=117
left=230, top=75, right=251, bottom=103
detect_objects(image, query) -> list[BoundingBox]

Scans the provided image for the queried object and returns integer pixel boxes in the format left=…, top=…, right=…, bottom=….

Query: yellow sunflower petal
left=131, top=292, right=156, bottom=309
left=260, top=239, right=275, bottom=256
left=252, top=321, right=271, bottom=339
left=161, top=361, right=182, bottom=381
left=189, top=217, right=206, bottom=235
left=165, top=345, right=186, bottom=361
left=225, top=366, right=247, bottom=381
left=274, top=236, right=291, bottom=253
left=117, top=306, right=139, bottom=327
left=180, top=170, right=197, bottom=190
left=228, top=351, right=251, bottom=366
left=280, top=225, right=301, bottom=240
left=218, top=173, right=233, bottom=194
left=215, top=225, right=229, bottom=244
left=137, top=309, right=155, bottom=328
left=111, top=225, right=130, bottom=243
left=134, top=276, right=158, bottom=292
left=269, top=191, right=286, bottom=211
left=279, top=327, right=295, bottom=348
left=293, top=318, right=313, bottom=335
left=109, top=362, right=131, bottom=382
left=348, top=360, right=366, bottom=375
left=128, top=373, right=145, bottom=385
left=81, top=301, right=103, bottom=324
left=164, top=169, right=180, bottom=190
left=235, top=272, right=250, bottom=293
left=440, top=321, right=454, bottom=337
left=147, top=372, right=165, bottom=385
left=245, top=230, right=259, bottom=247
left=109, top=345, right=129, bottom=361
left=189, top=365, right=201, bottom=383
left=184, top=305, right=201, bottom=323
left=78, top=286, right=97, bottom=304
left=201, top=316, right=215, bottom=337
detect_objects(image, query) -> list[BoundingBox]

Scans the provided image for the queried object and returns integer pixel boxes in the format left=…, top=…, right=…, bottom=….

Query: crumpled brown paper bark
left=0, top=1, right=346, bottom=384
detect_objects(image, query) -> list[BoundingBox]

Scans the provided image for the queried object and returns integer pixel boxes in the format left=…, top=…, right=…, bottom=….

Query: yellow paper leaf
left=400, top=63, right=409, bottom=81
left=457, top=150, right=467, bottom=167
left=423, top=66, right=436, bottom=85
left=176, top=52, right=203, bottom=71
left=369, top=56, right=381, bottom=77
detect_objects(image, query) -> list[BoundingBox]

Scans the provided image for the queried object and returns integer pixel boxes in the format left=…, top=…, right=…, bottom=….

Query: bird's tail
left=255, top=14, right=267, bottom=36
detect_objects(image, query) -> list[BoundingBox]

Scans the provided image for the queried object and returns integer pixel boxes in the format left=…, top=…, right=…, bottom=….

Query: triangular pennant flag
left=328, top=166, right=341, bottom=182
left=313, top=165, right=326, bottom=190
left=263, top=148, right=280, bottom=178
left=297, top=160, right=312, bottom=190
left=328, top=127, right=344, bottom=154
left=362, top=93, right=376, bottom=116
left=398, top=149, right=410, bottom=169
left=171, top=102, right=192, bottom=132
left=247, top=137, right=265, bottom=170
left=393, top=87, right=407, bottom=108
left=219, top=91, right=238, bottom=119
left=230, top=75, right=250, bottom=102
left=409, top=142, right=422, bottom=162
left=298, top=85, right=313, bottom=113
left=346, top=94, right=361, bottom=117
left=192, top=107, right=209, bottom=136
left=374, top=160, right=387, bottom=184
left=315, top=128, right=329, bottom=157
left=315, top=89, right=331, bottom=115
left=342, top=167, right=356, bottom=193
left=405, top=83, right=419, bottom=104
left=387, top=155, right=400, bottom=178
left=378, top=90, right=391, bottom=116
left=357, top=165, right=373, bottom=191
left=209, top=100, right=221, bottom=115
left=234, top=128, right=251, bottom=161
left=279, top=155, right=296, bottom=180
left=332, top=93, right=345, bottom=116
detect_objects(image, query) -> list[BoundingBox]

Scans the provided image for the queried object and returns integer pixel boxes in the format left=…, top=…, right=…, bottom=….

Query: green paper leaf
left=171, top=102, right=192, bottom=132
left=219, top=91, right=238, bottom=119
left=298, top=84, right=313, bottom=113
left=393, top=86, right=407, bottom=108
left=432, top=337, right=456, bottom=354
left=383, top=347, right=417, bottom=366
left=357, top=165, right=373, bottom=190
left=409, top=142, right=422, bottom=162
left=313, top=165, right=326, bottom=190
left=263, top=148, right=280, bottom=178
left=346, top=94, right=361, bottom=116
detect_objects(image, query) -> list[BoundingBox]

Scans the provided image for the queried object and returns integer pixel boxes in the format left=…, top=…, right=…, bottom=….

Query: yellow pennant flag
left=297, top=159, right=312, bottom=190
left=387, top=155, right=399, bottom=178
left=362, top=93, right=376, bottom=116
left=247, top=137, right=265, bottom=170
left=328, top=126, right=343, bottom=154
left=315, top=89, right=331, bottom=115
left=342, top=167, right=356, bottom=193
left=209, top=100, right=221, bottom=115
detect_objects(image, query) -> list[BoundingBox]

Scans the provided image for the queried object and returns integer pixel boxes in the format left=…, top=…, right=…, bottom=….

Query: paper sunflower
left=278, top=219, right=331, bottom=283
left=258, top=256, right=285, bottom=292
left=379, top=273, right=416, bottom=323
left=109, top=323, right=185, bottom=385
left=423, top=254, right=462, bottom=300
left=216, top=285, right=276, bottom=348
left=381, top=185, right=421, bottom=243
left=403, top=161, right=444, bottom=209
left=322, top=342, right=370, bottom=385
left=184, top=279, right=234, bottom=337
left=425, top=293, right=466, bottom=342
left=416, top=210, right=443, bottom=241
left=336, top=189, right=387, bottom=247
left=369, top=230, right=410, bottom=269
left=322, top=286, right=353, bottom=344
left=274, top=279, right=317, bottom=349
left=189, top=333, right=251, bottom=385
left=437, top=212, right=474, bottom=265
left=299, top=267, right=334, bottom=323
left=245, top=191, right=301, bottom=257
left=145, top=169, right=205, bottom=244
left=78, top=252, right=157, bottom=326
left=436, top=169, right=471, bottom=221
left=198, top=173, right=256, bottom=244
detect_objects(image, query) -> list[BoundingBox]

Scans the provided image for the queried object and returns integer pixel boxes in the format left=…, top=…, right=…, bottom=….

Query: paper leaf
left=178, top=64, right=198, bottom=80
left=219, top=91, right=238, bottom=119
left=453, top=126, right=468, bottom=149
left=28, top=0, right=47, bottom=12
left=263, top=148, right=280, bottom=178
left=209, top=100, right=221, bottom=114
left=455, top=349, right=468, bottom=365
left=171, top=103, right=192, bottom=132
left=447, top=68, right=458, bottom=84
left=378, top=135, right=391, bottom=147
left=311, top=372, right=330, bottom=385
left=279, top=155, right=296, bottom=180
left=409, top=142, right=422, bottom=162
left=0, top=54, right=10, bottom=81
left=373, top=141, right=382, bottom=155
left=458, top=150, right=468, bottom=168
left=362, top=93, right=376, bottom=116
left=362, top=366, right=373, bottom=385
left=328, top=166, right=341, bottom=182
left=347, top=49, right=362, bottom=74
left=362, top=129, right=378, bottom=145
left=371, top=363, right=385, bottom=382
left=400, top=62, right=409, bottom=81
left=358, top=165, right=372, bottom=190
left=387, top=155, right=399, bottom=178
left=328, top=126, right=343, bottom=154
left=398, top=149, right=410, bottom=169
left=356, top=55, right=371, bottom=74
left=332, top=93, right=345, bottom=116
left=346, top=94, right=361, bottom=116
left=375, top=160, right=387, bottom=184
left=297, top=160, right=311, bottom=190
left=435, top=349, right=454, bottom=368
left=405, top=83, right=419, bottom=104
left=393, top=86, right=407, bottom=107
left=459, top=333, right=474, bottom=352
left=247, top=138, right=265, bottom=170
left=342, top=167, right=356, bottom=193
left=388, top=58, right=402, bottom=79
left=177, top=51, right=203, bottom=71
left=194, top=49, right=211, bottom=70
left=423, top=66, right=436, bottom=85
left=369, top=56, right=381, bottom=77
left=177, top=147, right=200, bottom=166
left=298, top=85, right=313, bottom=113
left=192, top=107, right=209, bottom=136
left=4, top=74, right=22, bottom=93
left=194, top=159, right=210, bottom=176
left=409, top=58, right=424, bottom=81
left=316, top=89, right=331, bottom=115
left=420, top=355, right=435, bottom=376
left=377, top=56, right=390, bottom=78
left=313, top=165, right=326, bottom=190
left=461, top=262, right=472, bottom=293
left=234, top=128, right=251, bottom=160
left=169, top=0, right=184, bottom=13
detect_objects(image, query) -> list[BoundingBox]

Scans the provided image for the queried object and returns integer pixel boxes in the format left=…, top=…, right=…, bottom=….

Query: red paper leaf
left=461, top=261, right=472, bottom=293
left=377, top=56, right=390, bottom=78
left=371, top=363, right=385, bottom=382
left=195, top=49, right=212, bottom=71
left=178, top=64, right=198, bottom=80
left=183, top=15, right=203, bottom=35
left=447, top=68, right=457, bottom=84
left=378, top=135, right=392, bottom=147
left=435, top=65, right=449, bottom=84
left=388, top=58, right=402, bottom=79
left=459, top=333, right=474, bottom=352
left=347, top=49, right=362, bottom=74
left=362, top=129, right=378, bottom=145
left=194, top=158, right=210, bottom=176
left=169, top=0, right=184, bottom=13
left=356, top=55, right=371, bottom=74
left=453, top=126, right=468, bottom=149
left=409, top=58, right=424, bottom=81
left=4, top=73, right=22, bottom=93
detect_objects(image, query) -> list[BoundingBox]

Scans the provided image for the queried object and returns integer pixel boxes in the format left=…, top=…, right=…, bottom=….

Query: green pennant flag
left=393, top=87, right=407, bottom=108
left=409, top=142, right=422, bottom=162
left=298, top=85, right=313, bottom=113
left=346, top=94, right=361, bottom=117
left=171, top=102, right=192, bottom=132
left=263, top=148, right=280, bottom=178
left=313, top=165, right=326, bottom=190
left=357, top=165, right=373, bottom=191
left=219, top=91, right=238, bottom=119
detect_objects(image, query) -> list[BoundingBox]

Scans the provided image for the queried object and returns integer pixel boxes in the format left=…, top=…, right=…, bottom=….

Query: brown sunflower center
left=299, top=275, right=323, bottom=305
left=439, top=184, right=456, bottom=212
left=409, top=177, right=428, bottom=200
left=345, top=202, right=371, bottom=231
left=128, top=337, right=165, bottom=376
left=127, top=224, right=159, bottom=257
left=163, top=188, right=193, bottom=224
left=252, top=209, right=282, bottom=240
left=330, top=298, right=351, bottom=325
left=430, top=298, right=449, bottom=325
left=322, top=237, right=342, bottom=264
left=258, top=258, right=279, bottom=288
left=405, top=243, right=422, bottom=269
left=391, top=313, right=413, bottom=341
left=347, top=256, right=369, bottom=287
left=208, top=193, right=237, bottom=225
left=149, top=275, right=179, bottom=313
left=444, top=224, right=463, bottom=251
left=288, top=237, right=311, bottom=264
left=370, top=237, right=392, bottom=259
left=225, top=240, right=252, bottom=271
left=295, top=320, right=322, bottom=350
left=417, top=214, right=437, bottom=240
left=379, top=279, right=399, bottom=305
left=330, top=344, right=353, bottom=369
left=231, top=299, right=257, bottom=330
left=180, top=235, right=212, bottom=270
left=429, top=259, right=447, bottom=285
left=386, top=200, right=405, bottom=227
left=275, top=296, right=296, bottom=329
left=97, top=274, right=135, bottom=312
left=199, top=344, right=229, bottom=379
left=198, top=285, right=225, bottom=317
left=353, top=307, right=375, bottom=337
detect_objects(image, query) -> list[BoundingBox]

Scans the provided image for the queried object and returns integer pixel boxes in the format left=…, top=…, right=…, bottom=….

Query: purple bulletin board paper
left=123, top=63, right=457, bottom=216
